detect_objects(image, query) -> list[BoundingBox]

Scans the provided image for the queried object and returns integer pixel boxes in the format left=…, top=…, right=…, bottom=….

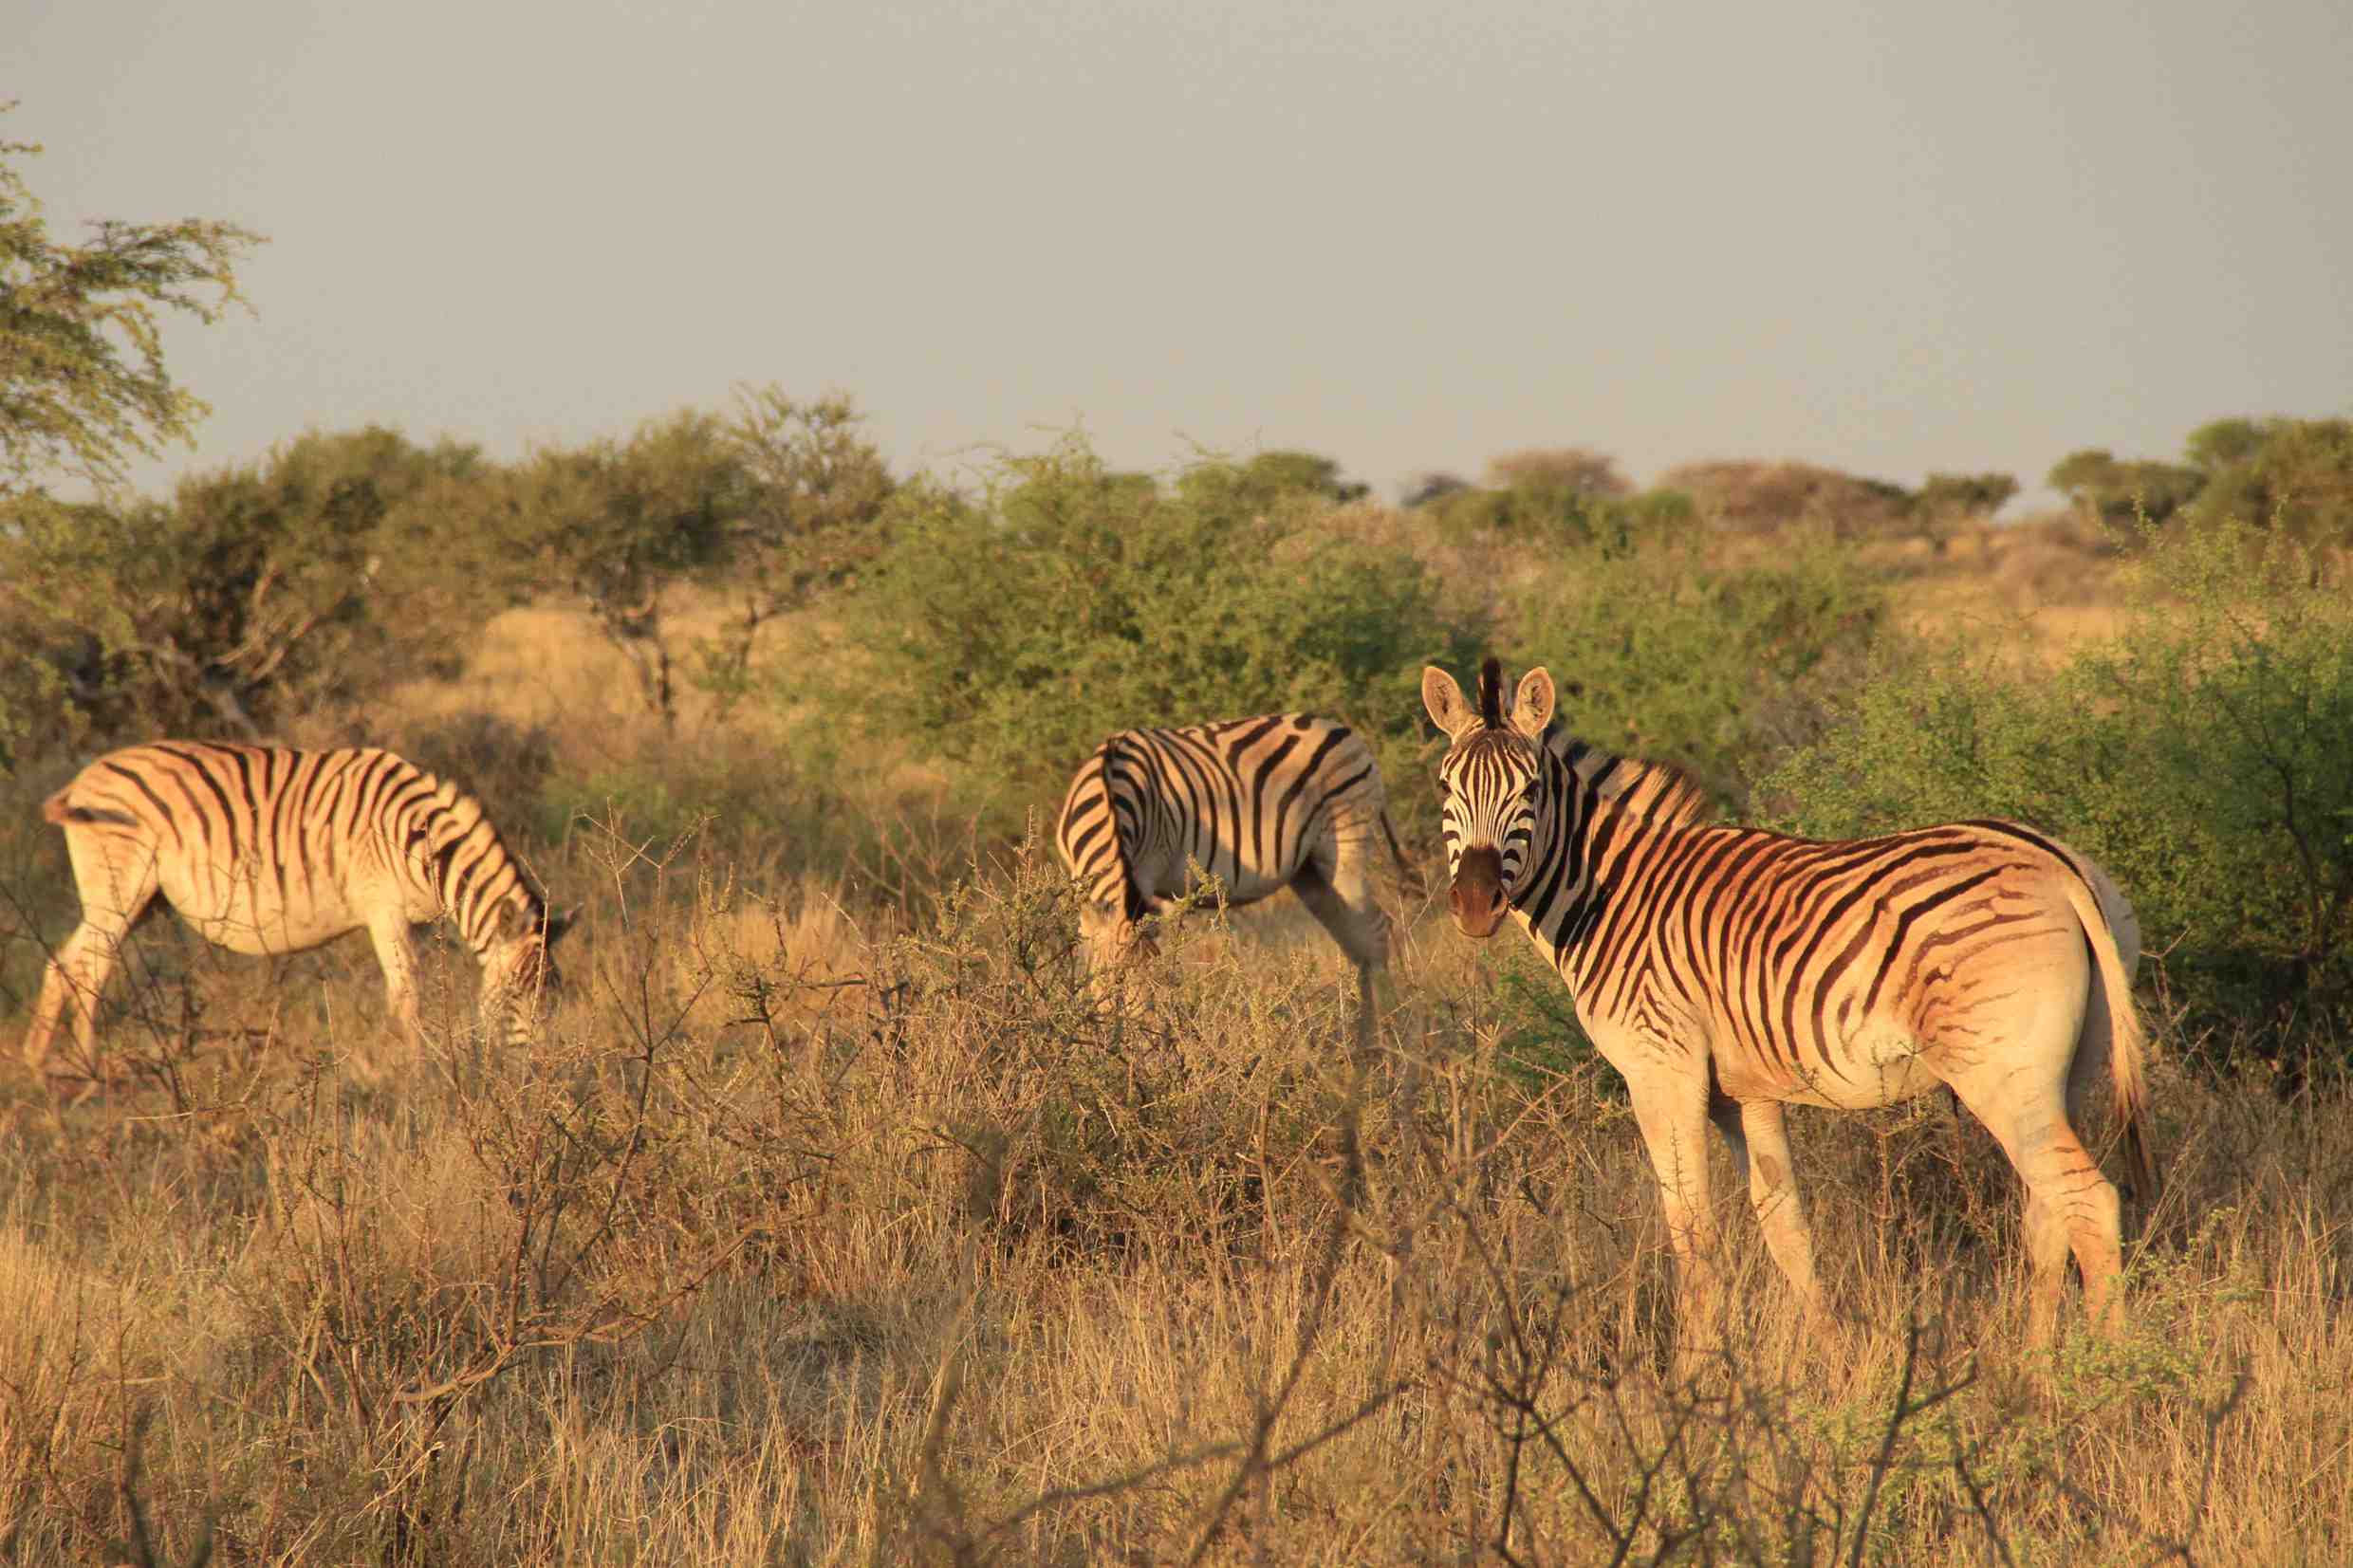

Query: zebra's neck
left=386, top=770, right=544, bottom=956
left=1515, top=735, right=1714, bottom=983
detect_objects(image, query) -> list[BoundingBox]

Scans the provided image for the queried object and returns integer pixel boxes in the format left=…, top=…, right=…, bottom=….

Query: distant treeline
left=2, top=395, right=2349, bottom=1051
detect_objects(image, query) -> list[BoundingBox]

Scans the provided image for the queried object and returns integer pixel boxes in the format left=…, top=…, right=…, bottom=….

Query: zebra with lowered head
left=1054, top=712, right=1411, bottom=1045
left=26, top=741, right=574, bottom=1071
left=1422, top=658, right=2155, bottom=1348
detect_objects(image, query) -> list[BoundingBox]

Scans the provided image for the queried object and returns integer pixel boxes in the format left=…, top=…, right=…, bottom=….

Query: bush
left=1510, top=528, right=1889, bottom=809
left=827, top=437, right=1485, bottom=831
left=1761, top=517, right=2353, bottom=1054
left=0, top=429, right=497, bottom=754
left=2050, top=416, right=2353, bottom=547
left=2047, top=449, right=2206, bottom=531
left=1417, top=448, right=1692, bottom=550
left=1658, top=459, right=1913, bottom=539
left=2181, top=415, right=2353, bottom=546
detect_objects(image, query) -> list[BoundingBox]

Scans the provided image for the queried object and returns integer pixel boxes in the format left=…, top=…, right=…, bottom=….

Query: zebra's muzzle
left=1449, top=846, right=1510, bottom=939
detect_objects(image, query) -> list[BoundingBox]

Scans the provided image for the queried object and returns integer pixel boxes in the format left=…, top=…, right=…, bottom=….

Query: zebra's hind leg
left=1711, top=1096, right=1827, bottom=1328
left=1289, top=860, right=1390, bottom=1057
left=26, top=920, right=117, bottom=1072
left=1946, top=1072, right=2124, bottom=1347
left=26, top=909, right=153, bottom=1075
left=27, top=843, right=159, bottom=1074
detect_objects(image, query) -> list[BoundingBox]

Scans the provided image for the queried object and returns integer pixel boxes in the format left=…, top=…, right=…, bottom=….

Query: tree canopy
left=0, top=108, right=263, bottom=505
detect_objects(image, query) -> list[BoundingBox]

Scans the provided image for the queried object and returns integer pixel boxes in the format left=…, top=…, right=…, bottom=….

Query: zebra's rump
left=1059, top=712, right=1387, bottom=907
left=43, top=786, right=137, bottom=828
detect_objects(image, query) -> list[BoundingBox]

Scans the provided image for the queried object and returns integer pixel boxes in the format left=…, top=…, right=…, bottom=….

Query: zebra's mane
left=1548, top=732, right=1715, bottom=828
left=395, top=758, right=550, bottom=925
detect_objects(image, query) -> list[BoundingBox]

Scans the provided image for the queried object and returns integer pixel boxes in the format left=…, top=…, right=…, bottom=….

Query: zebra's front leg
left=1626, top=1069, right=1725, bottom=1363
left=1288, top=853, right=1390, bottom=1061
left=365, top=914, right=425, bottom=1040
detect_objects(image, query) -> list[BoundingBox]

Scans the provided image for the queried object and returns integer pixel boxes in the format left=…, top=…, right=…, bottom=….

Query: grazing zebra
left=1422, top=659, right=2156, bottom=1347
left=1054, top=712, right=1411, bottom=1043
left=24, top=742, right=575, bottom=1070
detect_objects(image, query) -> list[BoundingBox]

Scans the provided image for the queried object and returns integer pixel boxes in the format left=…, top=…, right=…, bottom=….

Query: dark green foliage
left=1400, top=471, right=1471, bottom=509
left=2180, top=415, right=2353, bottom=544
left=1763, top=518, right=2353, bottom=1056
left=2047, top=449, right=2206, bottom=529
left=1915, top=472, right=2019, bottom=518
left=831, top=436, right=1483, bottom=828
left=492, top=389, right=894, bottom=724
left=1176, top=448, right=1368, bottom=510
left=1911, top=472, right=2020, bottom=553
left=0, top=428, right=491, bottom=749
left=1513, top=529, right=1887, bottom=809
left=692, top=389, right=896, bottom=714
left=2051, top=416, right=2353, bottom=548
left=500, top=410, right=756, bottom=722
left=1417, top=448, right=1680, bottom=548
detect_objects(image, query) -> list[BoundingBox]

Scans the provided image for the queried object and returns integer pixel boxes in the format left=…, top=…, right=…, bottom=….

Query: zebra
left=24, top=741, right=575, bottom=1071
left=1421, top=659, right=2156, bottom=1348
left=1054, top=712, right=1412, bottom=1044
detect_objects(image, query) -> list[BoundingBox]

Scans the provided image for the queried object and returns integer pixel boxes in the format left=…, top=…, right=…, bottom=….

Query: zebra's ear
left=544, top=905, right=579, bottom=948
left=1422, top=666, right=1477, bottom=738
left=1511, top=668, right=1557, bottom=738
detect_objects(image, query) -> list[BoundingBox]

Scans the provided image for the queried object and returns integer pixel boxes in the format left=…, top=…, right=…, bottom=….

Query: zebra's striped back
left=1053, top=713, right=1400, bottom=973
left=30, top=742, right=571, bottom=1061
left=1422, top=659, right=2154, bottom=1344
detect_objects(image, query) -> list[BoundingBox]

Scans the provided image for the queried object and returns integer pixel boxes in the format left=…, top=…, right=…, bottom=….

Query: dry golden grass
left=1, top=821, right=2347, bottom=1563
left=0, top=531, right=2337, bottom=1562
left=1871, top=516, right=2134, bottom=670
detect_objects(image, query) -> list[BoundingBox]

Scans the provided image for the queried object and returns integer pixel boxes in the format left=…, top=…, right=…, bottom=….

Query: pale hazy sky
left=11, top=0, right=2349, bottom=507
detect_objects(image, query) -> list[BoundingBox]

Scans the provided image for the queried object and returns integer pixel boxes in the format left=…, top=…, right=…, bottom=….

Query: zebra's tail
left=1379, top=808, right=1423, bottom=893
left=2062, top=871, right=2158, bottom=1206
left=43, top=784, right=136, bottom=828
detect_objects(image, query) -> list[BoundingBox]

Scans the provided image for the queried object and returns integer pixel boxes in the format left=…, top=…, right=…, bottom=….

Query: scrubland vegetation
left=9, top=110, right=2353, bottom=1567
left=2, top=403, right=2350, bottom=1564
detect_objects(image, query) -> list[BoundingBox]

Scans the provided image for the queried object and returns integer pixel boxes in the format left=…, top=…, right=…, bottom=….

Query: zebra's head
left=1076, top=895, right=1160, bottom=971
left=1422, top=659, right=1557, bottom=939
left=481, top=900, right=578, bottom=1037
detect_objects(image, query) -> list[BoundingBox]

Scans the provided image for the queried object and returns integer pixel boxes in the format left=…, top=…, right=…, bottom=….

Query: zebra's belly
left=158, top=868, right=370, bottom=957
left=1144, top=864, right=1296, bottom=912
left=1766, top=1025, right=1946, bottom=1111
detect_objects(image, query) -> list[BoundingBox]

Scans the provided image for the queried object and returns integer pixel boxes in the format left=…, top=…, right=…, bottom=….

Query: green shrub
left=0, top=430, right=496, bottom=752
left=1511, top=528, right=1889, bottom=809
left=2181, top=415, right=2353, bottom=545
left=2047, top=449, right=2206, bottom=531
left=826, top=437, right=1484, bottom=831
left=1419, top=454, right=1695, bottom=550
left=1762, top=517, right=2353, bottom=1052
left=2050, top=415, right=2353, bottom=546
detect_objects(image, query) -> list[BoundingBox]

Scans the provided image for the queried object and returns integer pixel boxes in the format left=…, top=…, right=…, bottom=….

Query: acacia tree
left=0, top=112, right=262, bottom=503
left=501, top=410, right=752, bottom=726
left=1912, top=470, right=2018, bottom=552
left=0, top=108, right=263, bottom=762
left=690, top=387, right=894, bottom=715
